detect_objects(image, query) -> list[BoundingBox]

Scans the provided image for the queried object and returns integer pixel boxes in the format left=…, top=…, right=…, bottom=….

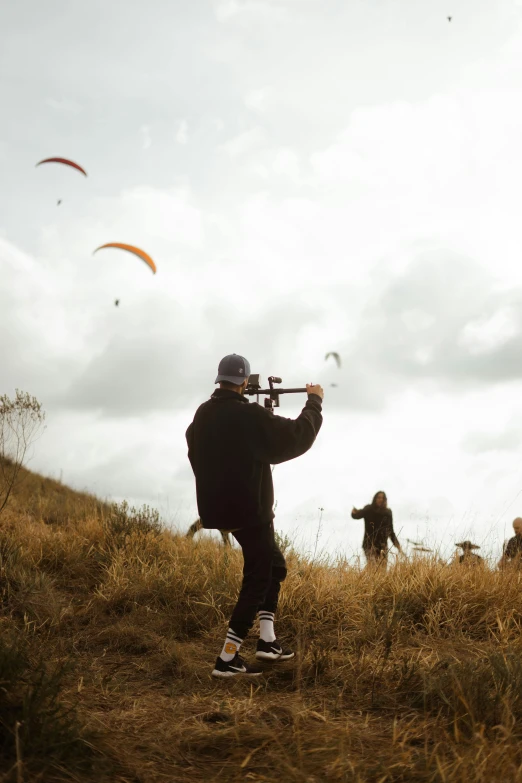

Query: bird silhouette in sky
left=114, top=299, right=120, bottom=307
left=448, top=16, right=452, bottom=21
left=57, top=199, right=62, bottom=206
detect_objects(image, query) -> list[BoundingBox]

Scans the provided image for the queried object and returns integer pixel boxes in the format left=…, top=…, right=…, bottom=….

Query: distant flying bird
left=114, top=299, right=120, bottom=307
left=57, top=199, right=62, bottom=206
left=448, top=16, right=452, bottom=21
left=330, top=383, right=338, bottom=388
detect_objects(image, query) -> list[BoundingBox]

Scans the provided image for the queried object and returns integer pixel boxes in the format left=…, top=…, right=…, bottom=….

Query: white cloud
left=271, top=148, right=300, bottom=180
left=219, top=127, right=266, bottom=158
left=75, top=186, right=204, bottom=251
left=213, top=0, right=287, bottom=24
left=401, top=310, right=436, bottom=332
left=244, top=86, right=273, bottom=113
left=210, top=117, right=225, bottom=132
left=309, top=88, right=522, bottom=231
left=176, top=119, right=189, bottom=144
left=29, top=409, right=195, bottom=519
left=0, top=236, right=48, bottom=280
left=457, top=308, right=520, bottom=356
left=244, top=161, right=270, bottom=179
left=45, top=97, right=83, bottom=113
left=140, top=124, right=152, bottom=150
left=310, top=95, right=473, bottom=192
left=241, top=146, right=301, bottom=182
left=0, top=236, right=85, bottom=401
left=462, top=423, right=522, bottom=455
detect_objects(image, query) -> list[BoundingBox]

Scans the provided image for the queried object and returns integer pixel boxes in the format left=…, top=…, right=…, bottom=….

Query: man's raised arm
left=250, top=385, right=323, bottom=465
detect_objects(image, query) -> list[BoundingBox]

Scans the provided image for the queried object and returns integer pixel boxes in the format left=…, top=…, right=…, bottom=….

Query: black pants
left=229, top=522, right=287, bottom=640
left=364, top=546, right=388, bottom=566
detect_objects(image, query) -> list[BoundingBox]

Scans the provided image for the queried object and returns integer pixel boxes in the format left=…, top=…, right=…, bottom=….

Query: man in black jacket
left=186, top=353, right=323, bottom=677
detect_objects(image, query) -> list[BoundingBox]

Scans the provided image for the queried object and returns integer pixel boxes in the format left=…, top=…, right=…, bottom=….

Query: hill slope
left=2, top=465, right=522, bottom=782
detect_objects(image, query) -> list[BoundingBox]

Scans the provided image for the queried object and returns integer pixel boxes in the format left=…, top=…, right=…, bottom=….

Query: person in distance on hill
left=498, top=517, right=522, bottom=569
left=185, top=353, right=323, bottom=678
left=455, top=540, right=483, bottom=566
left=351, top=491, right=402, bottom=567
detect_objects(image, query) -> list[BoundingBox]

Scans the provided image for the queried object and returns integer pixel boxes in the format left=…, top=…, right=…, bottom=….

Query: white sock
left=258, top=611, right=276, bottom=643
left=219, top=628, right=243, bottom=662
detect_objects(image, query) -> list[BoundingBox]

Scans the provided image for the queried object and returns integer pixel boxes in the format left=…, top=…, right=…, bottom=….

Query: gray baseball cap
left=215, top=354, right=251, bottom=385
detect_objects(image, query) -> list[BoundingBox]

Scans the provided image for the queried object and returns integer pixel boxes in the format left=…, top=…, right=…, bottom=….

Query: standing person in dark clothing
left=186, top=353, right=323, bottom=678
left=351, top=491, right=401, bottom=566
left=498, top=517, right=522, bottom=569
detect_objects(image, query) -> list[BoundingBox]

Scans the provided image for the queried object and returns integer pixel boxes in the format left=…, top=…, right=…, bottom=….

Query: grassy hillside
left=2, top=463, right=522, bottom=782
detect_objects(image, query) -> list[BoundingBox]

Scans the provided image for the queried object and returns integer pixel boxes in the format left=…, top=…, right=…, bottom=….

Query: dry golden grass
left=2, top=462, right=522, bottom=781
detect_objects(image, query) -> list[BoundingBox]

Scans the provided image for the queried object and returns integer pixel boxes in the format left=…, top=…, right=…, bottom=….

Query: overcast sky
left=3, top=0, right=522, bottom=563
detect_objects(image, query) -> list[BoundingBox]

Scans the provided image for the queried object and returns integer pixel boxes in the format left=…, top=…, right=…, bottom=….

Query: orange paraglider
left=93, top=243, right=157, bottom=274
left=36, top=157, right=88, bottom=176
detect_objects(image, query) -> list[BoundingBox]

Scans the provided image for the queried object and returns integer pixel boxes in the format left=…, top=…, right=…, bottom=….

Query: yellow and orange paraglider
left=93, top=243, right=157, bottom=274
left=36, top=157, right=88, bottom=176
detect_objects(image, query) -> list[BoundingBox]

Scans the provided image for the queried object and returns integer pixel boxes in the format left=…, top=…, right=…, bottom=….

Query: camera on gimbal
left=244, top=374, right=307, bottom=412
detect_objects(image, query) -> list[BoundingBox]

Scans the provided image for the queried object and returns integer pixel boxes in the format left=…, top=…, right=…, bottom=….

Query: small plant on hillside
left=0, top=631, right=104, bottom=779
left=274, top=529, right=293, bottom=556
left=104, top=500, right=164, bottom=541
left=418, top=649, right=522, bottom=736
left=0, top=390, right=46, bottom=518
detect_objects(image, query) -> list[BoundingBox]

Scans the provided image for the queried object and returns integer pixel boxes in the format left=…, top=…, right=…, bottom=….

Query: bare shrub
left=103, top=500, right=163, bottom=544
left=0, top=390, right=45, bottom=518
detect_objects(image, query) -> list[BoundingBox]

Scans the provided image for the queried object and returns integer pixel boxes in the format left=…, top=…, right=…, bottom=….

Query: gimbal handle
left=244, top=374, right=308, bottom=410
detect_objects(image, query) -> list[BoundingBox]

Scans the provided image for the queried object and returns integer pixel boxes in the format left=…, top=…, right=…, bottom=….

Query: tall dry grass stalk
left=2, top=464, right=522, bottom=780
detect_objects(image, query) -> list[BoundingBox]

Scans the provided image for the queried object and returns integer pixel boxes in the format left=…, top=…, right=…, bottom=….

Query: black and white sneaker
left=256, top=639, right=295, bottom=661
left=212, top=653, right=263, bottom=678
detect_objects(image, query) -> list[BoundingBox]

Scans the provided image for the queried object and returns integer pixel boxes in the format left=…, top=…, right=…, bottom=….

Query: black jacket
left=351, top=505, right=400, bottom=552
left=504, top=535, right=522, bottom=561
left=186, top=389, right=323, bottom=530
